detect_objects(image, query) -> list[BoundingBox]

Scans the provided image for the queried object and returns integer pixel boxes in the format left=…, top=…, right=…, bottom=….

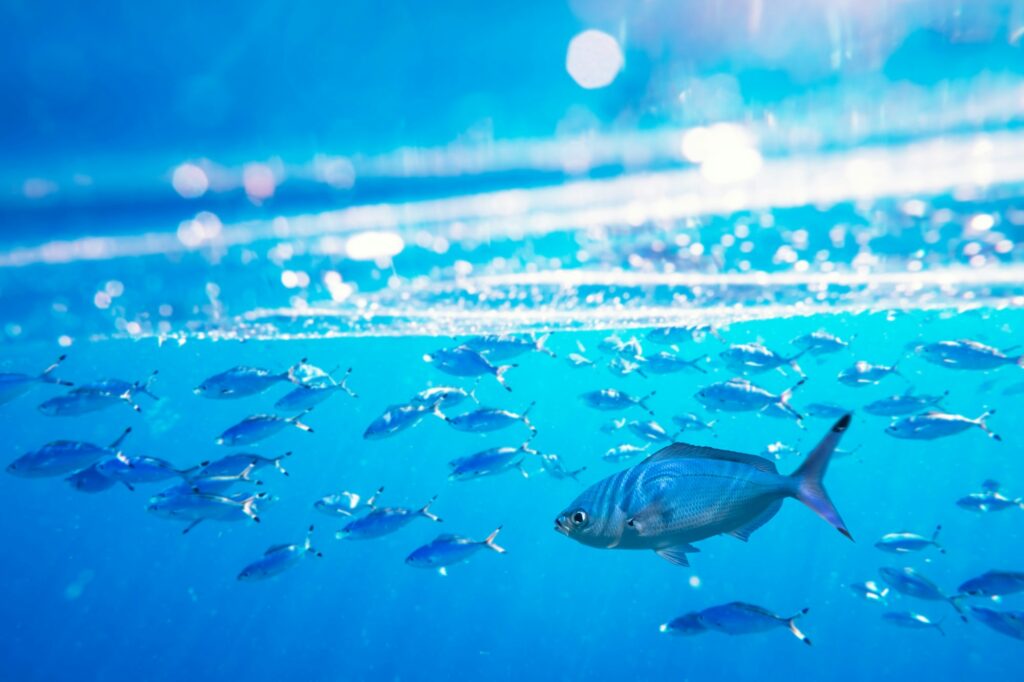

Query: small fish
left=6, top=427, right=131, bottom=478
left=600, top=418, right=627, bottom=434
left=875, top=526, right=945, bottom=554
left=695, top=377, right=804, bottom=422
left=579, top=389, right=655, bottom=414
left=647, top=325, right=719, bottom=346
left=882, top=612, right=945, bottom=636
left=879, top=567, right=966, bottom=621
left=237, top=526, right=321, bottom=581
left=644, top=352, right=708, bottom=375
left=409, top=386, right=475, bottom=409
left=968, top=606, right=1024, bottom=641
left=719, top=343, right=804, bottom=376
left=671, top=413, right=715, bottom=432
left=314, top=486, right=380, bottom=517
left=556, top=415, right=853, bottom=567
left=607, top=357, right=646, bottom=378
left=697, top=603, right=811, bottom=646
left=363, top=403, right=432, bottom=439
left=337, top=493, right=441, bottom=540
left=449, top=442, right=536, bottom=481
left=598, top=334, right=643, bottom=357
left=433, top=403, right=536, bottom=436
left=791, top=331, right=849, bottom=356
left=566, top=353, right=595, bottom=368
left=658, top=613, right=708, bottom=636
left=627, top=420, right=673, bottom=443
left=274, top=367, right=357, bottom=411
left=216, top=412, right=314, bottom=446
left=147, top=491, right=266, bottom=534
left=95, top=453, right=198, bottom=491
left=0, top=355, right=73, bottom=405
left=885, top=410, right=1000, bottom=441
left=603, top=443, right=650, bottom=463
left=405, top=527, right=505, bottom=576
left=848, top=580, right=890, bottom=605
left=865, top=390, right=948, bottom=417
left=958, top=571, right=1024, bottom=597
left=195, top=362, right=303, bottom=399
left=65, top=462, right=118, bottom=493
left=837, top=361, right=901, bottom=387
left=805, top=403, right=850, bottom=419
left=760, top=441, right=800, bottom=460
left=195, top=452, right=292, bottom=479
left=918, top=340, right=1023, bottom=371
left=538, top=452, right=586, bottom=482
left=462, top=333, right=555, bottom=361
left=423, top=346, right=515, bottom=392
left=38, top=372, right=158, bottom=416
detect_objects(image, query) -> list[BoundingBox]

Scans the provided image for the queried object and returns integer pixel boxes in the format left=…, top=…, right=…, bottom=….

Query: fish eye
left=571, top=510, right=587, bottom=525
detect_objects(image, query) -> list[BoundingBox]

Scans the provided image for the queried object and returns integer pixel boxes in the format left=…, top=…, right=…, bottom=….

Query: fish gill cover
left=1, top=2, right=1024, bottom=682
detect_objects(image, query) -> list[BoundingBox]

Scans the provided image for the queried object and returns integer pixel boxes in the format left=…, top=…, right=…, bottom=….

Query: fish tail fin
left=516, top=459, right=530, bottom=479
left=495, top=364, right=516, bottom=392
left=420, top=495, right=442, bottom=522
left=482, top=526, right=506, bottom=553
left=536, top=332, right=556, bottom=358
left=136, top=370, right=160, bottom=400
left=790, top=414, right=853, bottom=541
left=337, top=367, right=358, bottom=398
left=932, top=524, right=945, bottom=553
left=689, top=356, right=709, bottom=374
left=468, top=381, right=480, bottom=404
left=288, top=409, right=314, bottom=433
left=108, top=426, right=132, bottom=450
left=182, top=519, right=203, bottom=534
left=275, top=452, right=292, bottom=476
left=787, top=608, right=812, bottom=646
left=949, top=595, right=968, bottom=622
left=238, top=462, right=257, bottom=482
left=639, top=390, right=657, bottom=415
left=974, top=410, right=1001, bottom=441
left=935, top=618, right=946, bottom=637
left=366, top=486, right=384, bottom=509
left=242, top=495, right=261, bottom=523
left=305, top=525, right=322, bottom=556
left=779, top=378, right=806, bottom=422
left=39, top=354, right=73, bottom=386
left=568, top=466, right=587, bottom=482
left=431, top=402, right=448, bottom=423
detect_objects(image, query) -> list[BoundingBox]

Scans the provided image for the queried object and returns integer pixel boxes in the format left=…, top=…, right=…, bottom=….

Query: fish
left=956, top=490, right=1023, bottom=513
left=599, top=418, right=627, bottom=434
left=195, top=452, right=292, bottom=479
left=885, top=410, right=1000, bottom=441
left=696, top=603, right=811, bottom=645
left=607, top=357, right=646, bottom=378
left=423, top=346, right=515, bottom=392
left=409, top=386, right=475, bottom=409
left=603, top=443, right=651, bottom=463
left=0, top=354, right=73, bottom=405
left=566, top=353, right=595, bottom=368
left=647, top=325, right=719, bottom=346
left=363, top=403, right=432, bottom=439
left=719, top=343, right=804, bottom=376
left=791, top=331, right=849, bottom=355
left=38, top=372, right=159, bottom=416
left=658, top=613, right=707, bottom=636
left=147, top=491, right=267, bottom=534
left=598, top=334, right=643, bottom=357
left=882, top=612, right=945, bottom=636
left=555, top=414, right=853, bottom=567
left=216, top=411, right=314, bottom=446
left=626, top=419, right=673, bottom=443
left=875, top=526, right=945, bottom=554
left=864, top=390, right=948, bottom=416
left=95, top=453, right=199, bottom=491
left=848, top=580, right=890, bottom=605
left=694, top=377, right=804, bottom=422
left=433, top=403, right=536, bottom=436
left=461, top=333, right=555, bottom=361
left=314, top=486, right=380, bottom=517
left=643, top=352, right=708, bottom=375
left=449, top=443, right=536, bottom=481
left=274, top=367, right=357, bottom=411
left=6, top=427, right=131, bottom=478
left=918, top=340, right=1024, bottom=370
left=195, top=362, right=303, bottom=399
left=837, top=361, right=902, bottom=387
left=968, top=606, right=1024, bottom=641
left=878, top=567, right=966, bottom=621
left=805, top=403, right=850, bottom=419
left=537, top=452, right=586, bottom=482
left=237, top=526, right=321, bottom=581
left=958, top=570, right=1024, bottom=597
left=671, top=413, right=715, bottom=432
left=405, top=527, right=505, bottom=576
left=337, top=493, right=441, bottom=540
left=65, top=462, right=119, bottom=494
left=579, top=389, right=655, bottom=414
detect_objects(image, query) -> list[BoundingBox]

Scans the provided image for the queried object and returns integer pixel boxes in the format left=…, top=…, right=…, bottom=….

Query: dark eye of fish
left=571, top=510, right=587, bottom=525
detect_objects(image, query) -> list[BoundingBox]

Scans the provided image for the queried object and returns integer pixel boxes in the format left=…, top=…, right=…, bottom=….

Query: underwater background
left=3, top=1, right=1024, bottom=681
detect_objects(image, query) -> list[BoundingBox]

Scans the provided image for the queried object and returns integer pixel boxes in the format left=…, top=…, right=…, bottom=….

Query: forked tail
left=790, top=413, right=853, bottom=541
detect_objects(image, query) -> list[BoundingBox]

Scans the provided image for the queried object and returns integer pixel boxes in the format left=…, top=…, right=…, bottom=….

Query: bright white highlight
left=345, top=231, right=404, bottom=261
left=171, top=163, right=209, bottom=198
left=682, top=124, right=763, bottom=184
left=566, top=30, right=623, bottom=90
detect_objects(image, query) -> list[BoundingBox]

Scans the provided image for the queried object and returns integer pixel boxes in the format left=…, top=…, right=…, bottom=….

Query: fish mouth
left=553, top=516, right=570, bottom=536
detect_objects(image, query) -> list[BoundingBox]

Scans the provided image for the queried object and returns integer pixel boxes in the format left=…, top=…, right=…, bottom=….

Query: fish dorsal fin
left=642, top=442, right=777, bottom=473
left=727, top=500, right=783, bottom=542
left=655, top=545, right=694, bottom=567
left=264, top=543, right=294, bottom=555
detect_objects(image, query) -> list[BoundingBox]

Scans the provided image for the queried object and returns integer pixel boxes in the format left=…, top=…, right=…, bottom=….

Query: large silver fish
left=555, top=415, right=853, bottom=566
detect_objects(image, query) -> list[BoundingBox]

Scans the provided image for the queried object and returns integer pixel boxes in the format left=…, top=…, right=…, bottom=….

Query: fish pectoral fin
left=626, top=500, right=674, bottom=535
left=654, top=545, right=696, bottom=567
left=726, top=500, right=783, bottom=542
